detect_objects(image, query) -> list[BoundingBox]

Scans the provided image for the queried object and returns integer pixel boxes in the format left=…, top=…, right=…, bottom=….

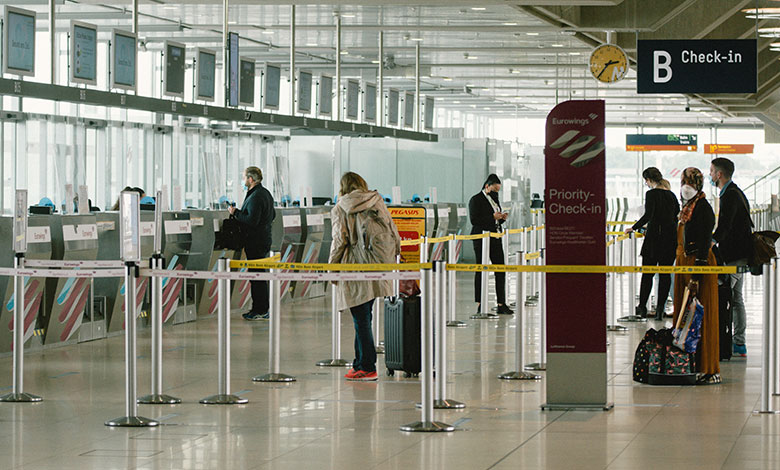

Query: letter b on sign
left=654, top=51, right=672, bottom=83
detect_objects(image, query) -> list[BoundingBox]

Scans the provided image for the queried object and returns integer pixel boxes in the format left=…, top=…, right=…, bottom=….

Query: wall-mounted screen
left=403, top=91, right=415, bottom=128
left=318, top=74, right=333, bottom=117
left=70, top=20, right=97, bottom=85
left=263, top=64, right=281, bottom=110
left=346, top=79, right=360, bottom=120
left=111, top=29, right=137, bottom=91
left=387, top=88, right=399, bottom=126
left=239, top=57, right=255, bottom=106
left=297, top=70, right=312, bottom=114
left=4, top=6, right=36, bottom=77
left=228, top=32, right=239, bottom=106
left=163, top=40, right=185, bottom=98
left=364, top=82, right=377, bottom=123
left=424, top=96, right=434, bottom=131
left=196, top=48, right=216, bottom=102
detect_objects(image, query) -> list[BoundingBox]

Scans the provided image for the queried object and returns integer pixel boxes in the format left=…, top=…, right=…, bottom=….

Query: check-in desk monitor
left=43, top=214, right=99, bottom=346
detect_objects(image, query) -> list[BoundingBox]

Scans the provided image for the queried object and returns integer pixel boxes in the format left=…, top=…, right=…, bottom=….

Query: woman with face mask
left=672, top=167, right=720, bottom=384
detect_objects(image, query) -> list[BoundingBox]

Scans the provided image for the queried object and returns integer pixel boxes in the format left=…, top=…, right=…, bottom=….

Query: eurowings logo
left=549, top=130, right=604, bottom=167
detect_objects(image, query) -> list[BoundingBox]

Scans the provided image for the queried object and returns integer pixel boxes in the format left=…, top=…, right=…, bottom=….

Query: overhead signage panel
left=626, top=134, right=698, bottom=151
left=228, top=32, right=239, bottom=107
left=112, top=29, right=137, bottom=91
left=196, top=48, right=216, bottom=101
left=239, top=57, right=255, bottom=106
left=164, top=41, right=186, bottom=98
left=637, top=39, right=757, bottom=94
left=264, top=64, right=281, bottom=110
left=71, top=21, right=97, bottom=85
left=318, top=74, right=333, bottom=117
left=4, top=6, right=36, bottom=77
left=297, top=70, right=312, bottom=114
left=704, top=144, right=754, bottom=154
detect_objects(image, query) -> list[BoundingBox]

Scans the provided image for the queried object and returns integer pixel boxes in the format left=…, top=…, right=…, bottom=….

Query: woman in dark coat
left=625, top=167, right=679, bottom=320
left=468, top=174, right=512, bottom=315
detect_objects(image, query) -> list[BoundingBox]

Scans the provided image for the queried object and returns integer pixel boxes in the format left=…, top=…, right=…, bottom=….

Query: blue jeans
left=350, top=299, right=376, bottom=373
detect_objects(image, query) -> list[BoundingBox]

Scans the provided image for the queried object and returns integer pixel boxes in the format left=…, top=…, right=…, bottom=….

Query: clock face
left=589, top=44, right=629, bottom=84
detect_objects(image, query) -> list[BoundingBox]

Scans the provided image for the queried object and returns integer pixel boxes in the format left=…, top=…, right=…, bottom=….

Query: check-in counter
left=197, top=210, right=240, bottom=317
left=43, top=214, right=99, bottom=346
left=277, top=208, right=305, bottom=301
left=0, top=216, right=53, bottom=352
left=291, top=206, right=329, bottom=300
left=89, top=212, right=120, bottom=340
left=431, top=204, right=453, bottom=261
left=186, top=209, right=219, bottom=318
left=161, top=212, right=194, bottom=324
left=420, top=203, right=439, bottom=261
left=106, top=211, right=155, bottom=333
left=454, top=204, right=468, bottom=263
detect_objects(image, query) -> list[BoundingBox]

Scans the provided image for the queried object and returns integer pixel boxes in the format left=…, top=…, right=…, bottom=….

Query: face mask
left=709, top=176, right=718, bottom=187
left=680, top=184, right=698, bottom=202
left=242, top=184, right=248, bottom=191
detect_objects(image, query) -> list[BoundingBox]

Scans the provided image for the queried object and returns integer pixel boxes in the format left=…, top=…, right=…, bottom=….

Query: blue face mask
left=242, top=184, right=248, bottom=191
left=709, top=176, right=717, bottom=187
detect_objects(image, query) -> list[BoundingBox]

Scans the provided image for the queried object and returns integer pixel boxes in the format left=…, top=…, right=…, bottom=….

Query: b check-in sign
left=637, top=39, right=756, bottom=94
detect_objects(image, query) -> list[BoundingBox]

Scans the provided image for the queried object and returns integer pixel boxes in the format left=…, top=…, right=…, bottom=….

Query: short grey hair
left=244, top=166, right=263, bottom=183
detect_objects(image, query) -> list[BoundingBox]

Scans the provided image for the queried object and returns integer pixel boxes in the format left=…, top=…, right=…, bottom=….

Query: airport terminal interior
left=3, top=1, right=780, bottom=469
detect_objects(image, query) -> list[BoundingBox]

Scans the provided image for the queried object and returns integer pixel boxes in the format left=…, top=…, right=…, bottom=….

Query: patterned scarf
left=679, top=192, right=705, bottom=224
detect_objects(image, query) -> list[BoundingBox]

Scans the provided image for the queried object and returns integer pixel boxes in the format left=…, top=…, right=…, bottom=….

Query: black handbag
left=215, top=216, right=245, bottom=251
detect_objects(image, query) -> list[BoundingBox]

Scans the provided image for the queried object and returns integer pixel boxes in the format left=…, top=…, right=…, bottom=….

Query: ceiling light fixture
left=526, top=32, right=539, bottom=36
left=471, top=7, right=486, bottom=11
left=443, top=77, right=453, bottom=81
left=551, top=44, right=564, bottom=48
left=340, top=51, right=349, bottom=55
left=503, top=22, right=518, bottom=26
left=341, top=13, right=356, bottom=18
left=409, top=37, right=423, bottom=41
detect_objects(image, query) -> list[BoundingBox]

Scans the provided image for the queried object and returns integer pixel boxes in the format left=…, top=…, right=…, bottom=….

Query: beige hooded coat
left=328, top=189, right=401, bottom=311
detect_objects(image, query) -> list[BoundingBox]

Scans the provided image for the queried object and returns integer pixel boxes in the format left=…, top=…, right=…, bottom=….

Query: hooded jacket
left=328, top=189, right=401, bottom=311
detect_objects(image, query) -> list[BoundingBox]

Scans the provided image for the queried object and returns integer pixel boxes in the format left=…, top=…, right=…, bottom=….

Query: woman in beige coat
left=329, top=172, right=401, bottom=381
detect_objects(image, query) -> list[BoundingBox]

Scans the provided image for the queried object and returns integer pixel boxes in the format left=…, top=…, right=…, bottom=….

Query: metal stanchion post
left=502, top=232, right=514, bottom=308
left=253, top=266, right=296, bottom=382
left=472, top=232, right=498, bottom=320
left=756, top=260, right=779, bottom=414
left=525, top=251, right=547, bottom=371
left=499, top=251, right=541, bottom=381
left=139, top=254, right=181, bottom=404
left=608, top=238, right=628, bottom=332
left=447, top=238, right=466, bottom=327
left=316, top=284, right=350, bottom=367
left=432, top=260, right=464, bottom=409
left=0, top=254, right=42, bottom=403
left=373, top=298, right=384, bottom=354
left=773, top=259, right=779, bottom=397
left=400, top=266, right=454, bottom=432
left=618, top=233, right=645, bottom=323
left=201, top=258, right=248, bottom=404
left=106, top=262, right=159, bottom=426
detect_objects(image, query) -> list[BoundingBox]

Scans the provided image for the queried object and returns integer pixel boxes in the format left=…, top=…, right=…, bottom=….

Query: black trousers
left=638, top=252, right=676, bottom=312
left=246, top=248, right=270, bottom=314
left=473, top=237, right=506, bottom=304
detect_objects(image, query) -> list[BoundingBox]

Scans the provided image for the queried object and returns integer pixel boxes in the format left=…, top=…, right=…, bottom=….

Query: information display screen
left=164, top=41, right=185, bottom=97
left=403, top=91, right=415, bottom=128
left=239, top=57, right=255, bottom=106
left=228, top=32, right=239, bottom=106
left=4, top=7, right=36, bottom=76
left=264, top=64, right=281, bottom=109
left=387, top=88, right=399, bottom=126
left=297, top=70, right=312, bottom=114
left=112, top=29, right=137, bottom=90
left=196, top=48, right=216, bottom=101
left=346, top=79, right=360, bottom=120
left=424, top=96, right=434, bottom=130
left=71, top=21, right=97, bottom=85
left=318, top=74, right=333, bottom=116
left=364, top=82, right=377, bottom=122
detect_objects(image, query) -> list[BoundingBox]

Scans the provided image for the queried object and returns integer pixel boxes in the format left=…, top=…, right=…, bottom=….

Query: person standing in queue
left=625, top=167, right=679, bottom=320
left=709, top=157, right=752, bottom=357
left=230, top=166, right=275, bottom=321
left=329, top=172, right=401, bottom=381
left=672, top=167, right=720, bottom=384
left=469, top=174, right=513, bottom=315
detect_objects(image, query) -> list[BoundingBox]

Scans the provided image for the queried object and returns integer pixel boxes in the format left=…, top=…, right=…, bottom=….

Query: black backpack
left=215, top=216, right=245, bottom=251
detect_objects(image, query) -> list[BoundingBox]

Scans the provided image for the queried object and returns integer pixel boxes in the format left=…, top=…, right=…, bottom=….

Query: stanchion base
left=524, top=362, right=546, bottom=371
left=376, top=345, right=385, bottom=354
left=105, top=416, right=160, bottom=427
left=252, top=373, right=297, bottom=383
left=498, top=371, right=542, bottom=380
left=447, top=320, right=468, bottom=328
left=753, top=410, right=780, bottom=414
left=617, top=315, right=647, bottom=323
left=379, top=340, right=385, bottom=347
left=541, top=402, right=614, bottom=411
left=607, top=324, right=629, bottom=332
left=434, top=398, right=466, bottom=409
left=0, top=392, right=42, bottom=403
left=524, top=300, right=538, bottom=307
left=400, top=420, right=455, bottom=432
left=470, top=314, right=499, bottom=320
left=199, top=394, right=248, bottom=405
left=316, top=358, right=351, bottom=367
left=137, top=394, right=182, bottom=405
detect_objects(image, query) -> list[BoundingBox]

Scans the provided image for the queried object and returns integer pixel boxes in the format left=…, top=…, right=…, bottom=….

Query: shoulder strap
left=734, top=189, right=755, bottom=229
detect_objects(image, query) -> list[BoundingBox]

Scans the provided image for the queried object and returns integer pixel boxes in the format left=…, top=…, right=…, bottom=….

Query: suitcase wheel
left=386, top=368, right=394, bottom=377
left=404, top=371, right=413, bottom=378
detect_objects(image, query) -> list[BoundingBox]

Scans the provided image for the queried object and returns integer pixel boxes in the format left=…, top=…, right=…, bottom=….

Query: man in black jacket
left=710, top=158, right=752, bottom=357
left=229, top=166, right=275, bottom=321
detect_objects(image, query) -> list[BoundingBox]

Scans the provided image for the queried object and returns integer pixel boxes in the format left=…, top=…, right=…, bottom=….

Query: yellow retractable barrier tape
left=455, top=233, right=489, bottom=241
left=606, top=239, right=616, bottom=248
left=525, top=252, right=541, bottom=261
left=606, top=221, right=637, bottom=225
left=427, top=235, right=454, bottom=243
left=401, top=239, right=423, bottom=247
left=229, top=253, right=281, bottom=269
left=507, top=228, right=525, bottom=234
left=447, top=264, right=736, bottom=274
left=616, top=234, right=630, bottom=242
left=490, top=232, right=505, bottom=238
left=231, top=260, right=432, bottom=271
left=606, top=231, right=624, bottom=236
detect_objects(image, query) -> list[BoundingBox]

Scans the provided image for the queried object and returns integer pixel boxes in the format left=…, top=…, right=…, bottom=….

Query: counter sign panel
left=388, top=206, right=426, bottom=264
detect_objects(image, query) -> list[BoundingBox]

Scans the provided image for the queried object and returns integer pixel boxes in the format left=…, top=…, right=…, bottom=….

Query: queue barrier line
left=525, top=252, right=542, bottom=261
left=507, top=228, right=525, bottom=234
left=447, top=263, right=737, bottom=274
left=230, top=260, right=432, bottom=271
left=454, top=233, right=490, bottom=241
left=24, top=259, right=126, bottom=269
left=140, top=268, right=420, bottom=282
left=606, top=221, right=636, bottom=225
left=0, top=267, right=126, bottom=278
left=427, top=235, right=454, bottom=243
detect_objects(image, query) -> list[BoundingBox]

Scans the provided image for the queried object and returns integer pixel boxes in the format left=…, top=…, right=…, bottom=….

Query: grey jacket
left=328, top=190, right=401, bottom=311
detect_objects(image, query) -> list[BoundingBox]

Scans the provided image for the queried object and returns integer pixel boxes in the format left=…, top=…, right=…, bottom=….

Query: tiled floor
left=0, top=272, right=777, bottom=470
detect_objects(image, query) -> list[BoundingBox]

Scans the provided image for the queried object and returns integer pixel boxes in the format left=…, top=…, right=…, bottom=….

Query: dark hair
left=483, top=174, right=501, bottom=189
left=245, top=166, right=263, bottom=183
left=711, top=157, right=734, bottom=179
left=641, top=167, right=663, bottom=184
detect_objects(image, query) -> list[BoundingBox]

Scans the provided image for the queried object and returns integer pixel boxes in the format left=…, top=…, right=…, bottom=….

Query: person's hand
left=228, top=206, right=236, bottom=215
left=687, top=279, right=699, bottom=296
left=501, top=212, right=509, bottom=221
left=493, top=211, right=503, bottom=220
left=624, top=227, right=634, bottom=234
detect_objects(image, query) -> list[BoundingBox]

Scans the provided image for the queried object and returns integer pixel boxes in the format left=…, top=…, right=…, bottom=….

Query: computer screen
left=239, top=58, right=255, bottom=106
left=196, top=48, right=216, bottom=101
left=346, top=79, right=360, bottom=120
left=403, top=92, right=415, bottom=128
left=297, top=70, right=312, bottom=114
left=364, top=82, right=377, bottom=123
left=318, top=74, right=333, bottom=116
left=71, top=21, right=97, bottom=85
left=163, top=41, right=186, bottom=97
left=424, top=96, right=434, bottom=131
left=4, top=7, right=36, bottom=76
left=387, top=88, right=399, bottom=126
left=112, top=29, right=137, bottom=90
left=228, top=32, right=239, bottom=106
left=264, top=64, right=281, bottom=110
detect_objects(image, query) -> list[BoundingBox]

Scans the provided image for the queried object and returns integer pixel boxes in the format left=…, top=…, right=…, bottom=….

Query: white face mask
left=680, top=184, right=698, bottom=202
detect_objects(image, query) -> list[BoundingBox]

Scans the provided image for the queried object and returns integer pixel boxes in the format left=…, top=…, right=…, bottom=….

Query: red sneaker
left=347, top=370, right=378, bottom=381
left=344, top=368, right=358, bottom=379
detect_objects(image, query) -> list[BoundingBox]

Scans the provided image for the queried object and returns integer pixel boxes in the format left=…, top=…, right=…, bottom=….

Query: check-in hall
left=1, top=1, right=780, bottom=469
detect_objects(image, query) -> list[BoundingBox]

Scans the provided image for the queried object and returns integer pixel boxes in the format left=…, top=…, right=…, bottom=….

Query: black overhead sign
left=637, top=39, right=756, bottom=94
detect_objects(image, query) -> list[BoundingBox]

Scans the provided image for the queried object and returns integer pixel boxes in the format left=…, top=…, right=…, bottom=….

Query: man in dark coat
left=229, top=166, right=275, bottom=320
left=710, top=157, right=752, bottom=357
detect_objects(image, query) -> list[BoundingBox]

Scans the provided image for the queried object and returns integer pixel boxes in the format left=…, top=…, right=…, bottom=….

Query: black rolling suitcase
left=384, top=296, right=421, bottom=378
left=718, top=274, right=733, bottom=361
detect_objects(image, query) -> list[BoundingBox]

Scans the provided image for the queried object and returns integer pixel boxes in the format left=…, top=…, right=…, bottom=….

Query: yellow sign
left=389, top=206, right=426, bottom=263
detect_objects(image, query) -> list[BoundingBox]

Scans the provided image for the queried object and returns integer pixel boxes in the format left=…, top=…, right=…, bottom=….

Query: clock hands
left=596, top=60, right=619, bottom=79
